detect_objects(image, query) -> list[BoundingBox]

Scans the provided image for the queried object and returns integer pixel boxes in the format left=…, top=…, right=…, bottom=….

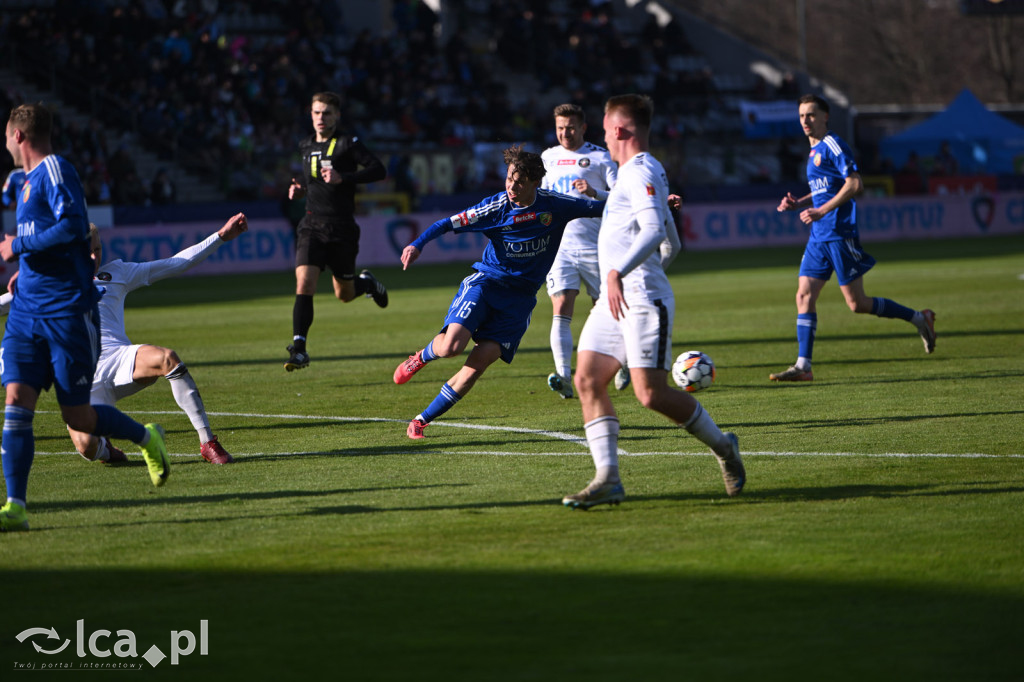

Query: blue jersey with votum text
left=414, top=189, right=604, bottom=293
left=11, top=155, right=96, bottom=317
left=806, top=133, right=859, bottom=242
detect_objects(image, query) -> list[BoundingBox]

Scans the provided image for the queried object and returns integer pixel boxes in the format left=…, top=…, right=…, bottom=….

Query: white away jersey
left=94, top=233, right=223, bottom=352
left=598, top=152, right=674, bottom=305
left=541, top=142, right=616, bottom=249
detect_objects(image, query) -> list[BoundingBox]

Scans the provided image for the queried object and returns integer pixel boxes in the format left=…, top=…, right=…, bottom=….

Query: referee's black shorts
left=295, top=215, right=361, bottom=279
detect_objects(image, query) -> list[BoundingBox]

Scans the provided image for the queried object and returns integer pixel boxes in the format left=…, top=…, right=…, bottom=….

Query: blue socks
left=797, top=313, right=817, bottom=361
left=421, top=340, right=439, bottom=363
left=418, top=384, right=462, bottom=424
left=92, top=404, right=148, bottom=444
left=871, top=297, right=915, bottom=321
left=2, top=404, right=147, bottom=505
left=2, top=405, right=35, bottom=503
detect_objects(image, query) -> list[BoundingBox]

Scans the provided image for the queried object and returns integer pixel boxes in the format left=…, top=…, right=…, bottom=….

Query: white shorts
left=91, top=344, right=146, bottom=406
left=577, top=299, right=674, bottom=370
left=546, top=248, right=601, bottom=299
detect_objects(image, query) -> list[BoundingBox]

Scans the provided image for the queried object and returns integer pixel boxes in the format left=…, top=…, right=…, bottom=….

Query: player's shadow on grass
left=31, top=483, right=471, bottom=514
left=304, top=497, right=557, bottom=517
left=725, top=408, right=1024, bottom=431
left=188, top=351, right=407, bottom=368
left=686, top=326, right=1024, bottom=351
left=632, top=482, right=1024, bottom=505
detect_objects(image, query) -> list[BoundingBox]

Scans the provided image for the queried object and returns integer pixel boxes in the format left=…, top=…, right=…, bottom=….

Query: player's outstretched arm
left=217, top=212, right=249, bottom=241
left=402, top=216, right=452, bottom=271
left=401, top=245, right=420, bottom=270
left=141, top=213, right=250, bottom=286
left=777, top=191, right=811, bottom=212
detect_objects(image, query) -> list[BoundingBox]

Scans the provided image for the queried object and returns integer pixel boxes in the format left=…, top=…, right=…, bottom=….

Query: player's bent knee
left=159, top=348, right=182, bottom=374
left=849, top=298, right=871, bottom=314
left=63, top=414, right=93, bottom=434
left=435, top=338, right=467, bottom=358
left=633, top=386, right=661, bottom=411
left=574, top=371, right=605, bottom=397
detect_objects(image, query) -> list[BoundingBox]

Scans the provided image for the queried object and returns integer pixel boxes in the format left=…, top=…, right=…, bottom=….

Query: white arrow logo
left=16, top=627, right=71, bottom=655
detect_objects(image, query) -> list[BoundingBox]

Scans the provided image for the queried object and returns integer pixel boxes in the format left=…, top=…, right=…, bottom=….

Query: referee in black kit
left=285, top=91, right=389, bottom=372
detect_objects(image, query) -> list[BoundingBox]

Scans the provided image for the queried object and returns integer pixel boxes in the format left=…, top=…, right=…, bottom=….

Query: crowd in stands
left=1, top=0, right=732, bottom=205
left=0, top=1, right=973, bottom=208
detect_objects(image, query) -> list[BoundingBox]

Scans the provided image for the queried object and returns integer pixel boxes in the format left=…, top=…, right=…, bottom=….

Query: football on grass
left=672, top=350, right=715, bottom=392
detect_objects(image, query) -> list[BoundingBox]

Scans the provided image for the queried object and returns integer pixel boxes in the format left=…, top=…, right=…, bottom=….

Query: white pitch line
left=31, top=411, right=1021, bottom=459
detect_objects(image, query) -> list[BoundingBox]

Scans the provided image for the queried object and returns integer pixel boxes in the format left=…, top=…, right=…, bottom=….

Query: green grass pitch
left=2, top=235, right=1022, bottom=680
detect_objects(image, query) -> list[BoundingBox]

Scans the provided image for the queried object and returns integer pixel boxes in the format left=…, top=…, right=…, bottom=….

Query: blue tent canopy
left=880, top=89, right=1024, bottom=174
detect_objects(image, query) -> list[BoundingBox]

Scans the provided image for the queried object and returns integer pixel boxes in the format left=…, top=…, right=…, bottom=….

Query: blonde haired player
left=564, top=94, right=745, bottom=509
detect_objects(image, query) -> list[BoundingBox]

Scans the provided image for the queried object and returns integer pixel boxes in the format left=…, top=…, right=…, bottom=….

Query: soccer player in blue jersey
left=0, top=104, right=171, bottom=532
left=770, top=94, right=936, bottom=382
left=393, top=145, right=603, bottom=439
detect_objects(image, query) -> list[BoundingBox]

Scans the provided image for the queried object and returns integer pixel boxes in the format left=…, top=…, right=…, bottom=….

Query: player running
left=393, top=145, right=604, bottom=439
left=284, top=92, right=389, bottom=372
left=771, top=94, right=936, bottom=382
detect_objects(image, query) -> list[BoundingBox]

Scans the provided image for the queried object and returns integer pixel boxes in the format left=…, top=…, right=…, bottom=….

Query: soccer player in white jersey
left=564, top=94, right=745, bottom=510
left=540, top=103, right=624, bottom=399
left=770, top=94, right=936, bottom=382
left=64, top=214, right=248, bottom=464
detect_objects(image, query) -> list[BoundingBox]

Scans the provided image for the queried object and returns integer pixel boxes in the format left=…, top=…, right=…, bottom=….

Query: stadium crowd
left=1, top=0, right=734, bottom=204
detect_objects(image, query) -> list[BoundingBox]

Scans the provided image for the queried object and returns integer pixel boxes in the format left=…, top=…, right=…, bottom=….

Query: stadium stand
left=0, top=0, right=802, bottom=207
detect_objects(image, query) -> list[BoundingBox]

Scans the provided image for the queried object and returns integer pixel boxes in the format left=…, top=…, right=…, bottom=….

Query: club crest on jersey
left=96, top=272, right=112, bottom=282
left=813, top=152, right=822, bottom=167
left=539, top=212, right=552, bottom=226
left=579, top=158, right=590, bottom=168
left=645, top=183, right=656, bottom=197
left=557, top=159, right=576, bottom=166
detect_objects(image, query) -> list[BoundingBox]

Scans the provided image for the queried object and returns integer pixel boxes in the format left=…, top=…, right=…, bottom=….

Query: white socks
left=166, top=364, right=213, bottom=444
left=682, top=403, right=726, bottom=450
left=585, top=415, right=620, bottom=484
left=550, top=314, right=573, bottom=380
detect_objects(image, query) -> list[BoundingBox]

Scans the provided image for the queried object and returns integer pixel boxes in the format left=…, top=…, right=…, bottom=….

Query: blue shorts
left=1, top=308, right=100, bottom=405
left=799, top=237, right=876, bottom=286
left=441, top=272, right=536, bottom=364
